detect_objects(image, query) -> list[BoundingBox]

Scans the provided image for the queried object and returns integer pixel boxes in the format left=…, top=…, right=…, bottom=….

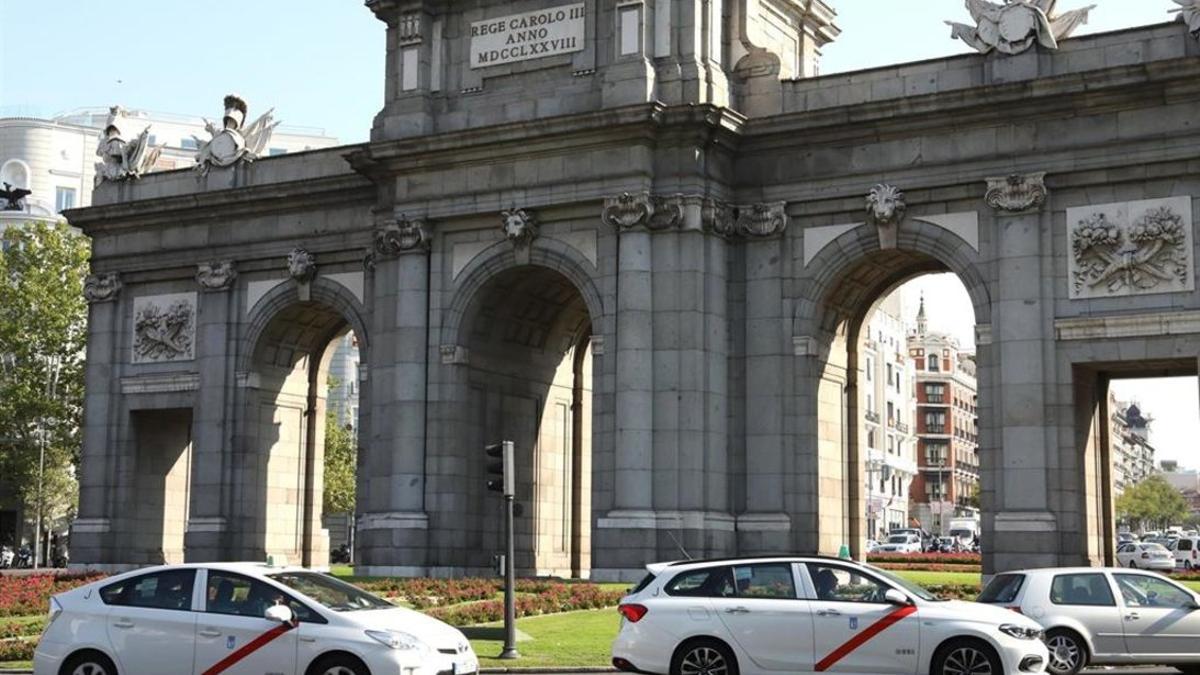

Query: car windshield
left=868, top=565, right=944, bottom=602
left=268, top=572, right=394, bottom=612
left=886, top=535, right=910, bottom=544
left=1141, top=543, right=1168, bottom=552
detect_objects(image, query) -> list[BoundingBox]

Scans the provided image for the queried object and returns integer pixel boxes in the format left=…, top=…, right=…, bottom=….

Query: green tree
left=0, top=222, right=90, bottom=536
left=323, top=411, right=357, bottom=514
left=1116, top=474, right=1190, bottom=531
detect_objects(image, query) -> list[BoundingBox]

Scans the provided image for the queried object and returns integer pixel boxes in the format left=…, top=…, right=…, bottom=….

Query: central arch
left=446, top=263, right=597, bottom=576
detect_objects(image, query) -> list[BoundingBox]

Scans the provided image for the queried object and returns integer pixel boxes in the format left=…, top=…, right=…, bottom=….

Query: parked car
left=865, top=539, right=881, bottom=553
left=875, top=533, right=923, bottom=554
left=930, top=536, right=960, bottom=553
left=979, top=566, right=1200, bottom=675
left=34, top=562, right=477, bottom=675
left=612, top=556, right=1048, bottom=675
left=1116, top=542, right=1175, bottom=570
left=1116, top=532, right=1134, bottom=545
left=1170, top=536, right=1200, bottom=570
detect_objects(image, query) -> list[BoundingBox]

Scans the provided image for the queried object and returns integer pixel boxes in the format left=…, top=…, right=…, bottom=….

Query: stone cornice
left=348, top=103, right=745, bottom=177
left=742, top=57, right=1200, bottom=149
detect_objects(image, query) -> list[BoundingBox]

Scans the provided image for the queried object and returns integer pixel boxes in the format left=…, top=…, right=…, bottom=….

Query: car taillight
left=618, top=604, right=648, bottom=623
left=47, top=597, right=63, bottom=625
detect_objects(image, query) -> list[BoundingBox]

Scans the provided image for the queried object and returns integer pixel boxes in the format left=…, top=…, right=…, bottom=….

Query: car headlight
left=999, top=623, right=1043, bottom=640
left=365, top=629, right=430, bottom=652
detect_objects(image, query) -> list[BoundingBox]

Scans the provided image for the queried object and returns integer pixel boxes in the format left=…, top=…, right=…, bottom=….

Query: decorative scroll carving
left=647, top=195, right=684, bottom=231
left=602, top=192, right=652, bottom=230
left=375, top=216, right=431, bottom=256
left=1067, top=197, right=1195, bottom=299
left=287, top=248, right=317, bottom=282
left=735, top=202, right=789, bottom=238
left=84, top=272, right=122, bottom=303
left=362, top=250, right=376, bottom=273
left=947, top=0, right=1096, bottom=55
left=196, top=260, right=238, bottom=291
left=866, top=184, right=906, bottom=249
left=985, top=172, right=1047, bottom=212
left=501, top=208, right=538, bottom=246
left=702, top=199, right=736, bottom=238
left=133, top=294, right=196, bottom=363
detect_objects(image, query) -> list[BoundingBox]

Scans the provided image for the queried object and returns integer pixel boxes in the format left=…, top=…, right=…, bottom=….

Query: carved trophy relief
left=193, top=94, right=281, bottom=176
left=947, top=0, right=1096, bottom=55
left=1174, top=0, right=1200, bottom=38
left=132, top=293, right=197, bottom=363
left=94, top=106, right=164, bottom=186
left=1067, top=197, right=1195, bottom=299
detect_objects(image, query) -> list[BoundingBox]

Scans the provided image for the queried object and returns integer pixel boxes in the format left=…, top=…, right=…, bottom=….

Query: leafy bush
left=0, top=620, right=44, bottom=639
left=0, top=573, right=106, bottom=617
left=923, top=583, right=982, bottom=601
left=867, top=553, right=980, bottom=565
left=427, top=582, right=625, bottom=626
left=0, top=637, right=34, bottom=662
left=872, top=563, right=982, bottom=573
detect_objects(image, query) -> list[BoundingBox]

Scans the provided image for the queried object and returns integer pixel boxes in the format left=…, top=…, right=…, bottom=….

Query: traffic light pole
left=500, top=491, right=519, bottom=659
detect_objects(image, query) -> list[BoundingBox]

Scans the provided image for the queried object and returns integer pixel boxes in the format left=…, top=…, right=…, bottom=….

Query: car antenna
left=666, top=530, right=693, bottom=560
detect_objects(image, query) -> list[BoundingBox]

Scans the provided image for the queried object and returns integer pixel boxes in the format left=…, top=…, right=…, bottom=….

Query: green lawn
left=891, top=570, right=981, bottom=586
left=467, top=608, right=618, bottom=669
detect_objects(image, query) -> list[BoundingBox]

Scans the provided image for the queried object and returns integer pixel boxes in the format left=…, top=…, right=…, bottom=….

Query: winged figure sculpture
left=947, top=0, right=1096, bottom=55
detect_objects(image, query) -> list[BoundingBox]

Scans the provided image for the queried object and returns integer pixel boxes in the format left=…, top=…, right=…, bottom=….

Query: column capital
left=374, top=215, right=432, bottom=257
left=84, top=272, right=122, bottom=303
left=985, top=172, right=1048, bottom=213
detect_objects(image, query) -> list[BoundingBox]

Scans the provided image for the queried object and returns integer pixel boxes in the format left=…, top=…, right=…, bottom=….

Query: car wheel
left=307, top=654, right=369, bottom=675
left=1044, top=629, right=1088, bottom=675
left=62, top=650, right=118, bottom=675
left=671, top=639, right=739, bottom=675
left=932, top=638, right=1002, bottom=675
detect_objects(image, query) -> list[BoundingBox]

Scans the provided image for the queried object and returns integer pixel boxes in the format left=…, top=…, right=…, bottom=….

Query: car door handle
left=1125, top=613, right=1140, bottom=620
left=198, top=628, right=222, bottom=637
left=111, top=619, right=134, bottom=629
left=817, top=609, right=842, bottom=617
left=299, top=636, right=316, bottom=643
left=723, top=607, right=750, bottom=614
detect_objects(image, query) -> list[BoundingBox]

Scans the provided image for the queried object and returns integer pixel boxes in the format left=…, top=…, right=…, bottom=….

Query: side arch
left=240, top=277, right=371, bottom=373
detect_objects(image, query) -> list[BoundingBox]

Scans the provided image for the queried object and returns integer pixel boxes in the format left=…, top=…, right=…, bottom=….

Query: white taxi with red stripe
left=612, top=556, right=1048, bottom=675
left=33, top=562, right=478, bottom=675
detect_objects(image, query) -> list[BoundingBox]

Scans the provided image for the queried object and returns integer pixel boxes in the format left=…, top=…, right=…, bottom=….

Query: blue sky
left=3, top=0, right=1195, bottom=466
left=0, top=1, right=1179, bottom=143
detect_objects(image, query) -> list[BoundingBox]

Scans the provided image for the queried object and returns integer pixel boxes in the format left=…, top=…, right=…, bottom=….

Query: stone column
left=358, top=217, right=432, bottom=575
left=71, top=273, right=123, bottom=565
left=734, top=203, right=793, bottom=551
left=983, top=173, right=1059, bottom=571
left=185, top=261, right=239, bottom=561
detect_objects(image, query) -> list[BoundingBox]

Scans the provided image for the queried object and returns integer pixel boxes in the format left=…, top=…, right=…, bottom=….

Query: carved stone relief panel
left=1066, top=196, right=1195, bottom=300
left=132, top=292, right=197, bottom=364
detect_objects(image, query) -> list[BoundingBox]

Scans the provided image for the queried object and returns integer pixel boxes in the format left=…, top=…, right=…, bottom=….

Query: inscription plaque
left=470, top=3, right=586, bottom=69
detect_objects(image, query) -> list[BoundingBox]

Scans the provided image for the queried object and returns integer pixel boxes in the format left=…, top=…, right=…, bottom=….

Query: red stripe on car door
left=814, top=604, right=917, bottom=672
left=200, top=622, right=295, bottom=675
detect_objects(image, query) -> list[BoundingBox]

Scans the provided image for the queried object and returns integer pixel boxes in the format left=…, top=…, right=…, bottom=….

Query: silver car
left=1117, top=542, right=1175, bottom=570
left=979, top=566, right=1200, bottom=675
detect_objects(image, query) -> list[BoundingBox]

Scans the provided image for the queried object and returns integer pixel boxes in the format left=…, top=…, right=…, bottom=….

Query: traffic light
left=485, top=440, right=515, bottom=496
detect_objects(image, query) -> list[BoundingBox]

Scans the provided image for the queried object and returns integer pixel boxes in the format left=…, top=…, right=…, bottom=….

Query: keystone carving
left=866, top=184, right=906, bottom=249
left=375, top=216, right=431, bottom=256
left=133, top=294, right=196, bottom=363
left=196, top=260, right=238, bottom=291
left=985, top=173, right=1047, bottom=212
left=287, top=248, right=317, bottom=282
left=84, top=272, right=122, bottom=303
left=1068, top=197, right=1195, bottom=299
left=602, top=192, right=652, bottom=229
left=947, top=0, right=1096, bottom=56
left=501, top=208, right=538, bottom=246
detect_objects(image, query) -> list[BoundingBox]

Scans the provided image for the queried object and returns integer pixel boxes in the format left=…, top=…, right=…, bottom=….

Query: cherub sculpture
left=94, top=106, right=163, bottom=186
left=193, top=94, right=281, bottom=175
left=947, top=0, right=1096, bottom=55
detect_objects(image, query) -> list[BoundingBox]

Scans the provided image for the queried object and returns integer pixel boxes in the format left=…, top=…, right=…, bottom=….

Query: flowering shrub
left=867, top=553, right=980, bottom=565
left=0, top=619, right=44, bottom=639
left=0, top=573, right=106, bottom=617
left=923, top=584, right=982, bottom=601
left=427, top=582, right=625, bottom=626
left=0, top=637, right=34, bottom=662
left=872, top=563, right=982, bottom=573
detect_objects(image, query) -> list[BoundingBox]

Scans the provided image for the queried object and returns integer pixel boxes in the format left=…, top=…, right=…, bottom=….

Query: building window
left=181, top=138, right=198, bottom=150
left=925, top=411, right=946, bottom=434
left=147, top=134, right=157, bottom=146
left=867, top=430, right=876, bottom=449
left=927, top=354, right=939, bottom=372
left=55, top=187, right=77, bottom=212
left=618, top=4, right=642, bottom=56
left=269, top=148, right=287, bottom=157
left=926, top=383, right=945, bottom=403
left=886, top=363, right=893, bottom=383
left=865, top=357, right=873, bottom=380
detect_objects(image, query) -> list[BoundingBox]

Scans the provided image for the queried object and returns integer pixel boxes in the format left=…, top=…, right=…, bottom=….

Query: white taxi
left=33, top=562, right=478, bottom=675
left=612, top=556, right=1048, bottom=675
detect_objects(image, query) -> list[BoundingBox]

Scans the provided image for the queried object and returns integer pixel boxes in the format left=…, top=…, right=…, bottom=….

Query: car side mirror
left=265, top=604, right=294, bottom=624
left=1186, top=598, right=1200, bottom=611
left=884, top=589, right=910, bottom=606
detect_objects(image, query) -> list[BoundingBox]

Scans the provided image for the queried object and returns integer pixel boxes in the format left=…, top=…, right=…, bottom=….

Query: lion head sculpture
left=501, top=208, right=537, bottom=246
left=866, top=184, right=906, bottom=226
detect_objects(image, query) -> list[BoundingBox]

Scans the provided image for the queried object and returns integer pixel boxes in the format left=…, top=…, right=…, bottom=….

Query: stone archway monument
left=68, top=1, right=1200, bottom=578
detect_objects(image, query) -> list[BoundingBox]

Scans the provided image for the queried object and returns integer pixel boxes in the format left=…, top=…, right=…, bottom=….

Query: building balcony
left=865, top=410, right=881, bottom=424
left=895, top=421, right=910, bottom=434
